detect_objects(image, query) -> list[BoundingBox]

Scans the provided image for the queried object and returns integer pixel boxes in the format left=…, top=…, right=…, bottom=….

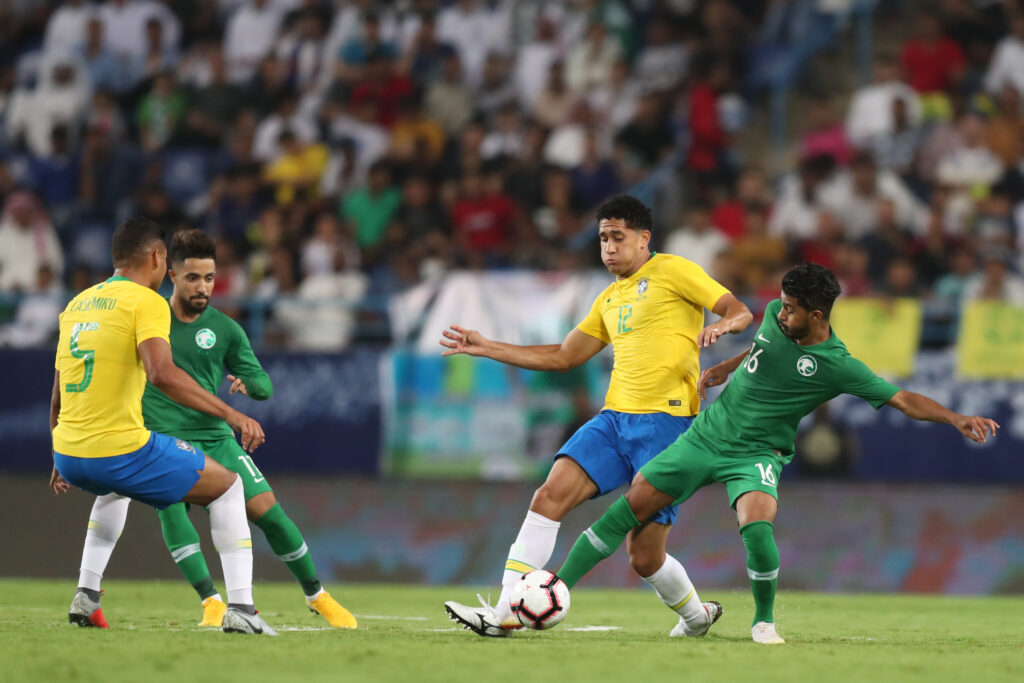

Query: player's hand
left=440, top=324, right=489, bottom=357
left=697, top=319, right=741, bottom=348
left=227, top=410, right=266, bottom=452
left=954, top=415, right=1000, bottom=444
left=226, top=374, right=249, bottom=396
left=698, top=364, right=730, bottom=401
left=50, top=465, right=70, bottom=496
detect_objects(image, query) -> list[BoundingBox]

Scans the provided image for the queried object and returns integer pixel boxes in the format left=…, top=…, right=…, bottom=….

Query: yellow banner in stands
left=831, top=298, right=922, bottom=378
left=956, top=301, right=1024, bottom=379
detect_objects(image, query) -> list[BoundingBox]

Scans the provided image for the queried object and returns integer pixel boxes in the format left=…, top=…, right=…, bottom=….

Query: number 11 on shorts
left=238, top=455, right=265, bottom=483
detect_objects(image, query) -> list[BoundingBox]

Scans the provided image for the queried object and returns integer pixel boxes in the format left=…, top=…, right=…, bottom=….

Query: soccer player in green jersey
left=554, top=263, right=1000, bottom=644
left=72, top=229, right=357, bottom=629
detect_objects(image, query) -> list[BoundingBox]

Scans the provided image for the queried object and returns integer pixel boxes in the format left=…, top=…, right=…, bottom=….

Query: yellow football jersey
left=577, top=253, right=729, bottom=416
left=52, top=276, right=170, bottom=457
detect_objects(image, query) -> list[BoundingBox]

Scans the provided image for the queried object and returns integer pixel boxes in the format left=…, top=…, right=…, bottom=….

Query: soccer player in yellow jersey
left=49, top=217, right=275, bottom=635
left=442, top=195, right=752, bottom=637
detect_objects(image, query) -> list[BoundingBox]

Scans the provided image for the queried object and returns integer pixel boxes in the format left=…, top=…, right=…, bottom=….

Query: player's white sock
left=78, top=493, right=130, bottom=592
left=643, top=554, right=707, bottom=627
left=496, top=510, right=561, bottom=621
left=207, top=476, right=254, bottom=607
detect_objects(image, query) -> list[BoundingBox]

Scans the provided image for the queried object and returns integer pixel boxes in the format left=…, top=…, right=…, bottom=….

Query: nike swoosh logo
left=757, top=334, right=771, bottom=343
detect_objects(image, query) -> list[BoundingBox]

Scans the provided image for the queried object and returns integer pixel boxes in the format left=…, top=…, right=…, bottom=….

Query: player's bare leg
left=626, top=521, right=723, bottom=637
left=184, top=458, right=276, bottom=635
left=736, top=491, right=783, bottom=644
left=445, top=457, right=597, bottom=636
left=246, top=491, right=356, bottom=629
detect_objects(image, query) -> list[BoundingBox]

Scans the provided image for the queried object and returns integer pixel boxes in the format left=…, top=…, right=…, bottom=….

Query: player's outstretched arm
left=886, top=390, right=1000, bottom=444
left=698, top=348, right=750, bottom=401
left=138, top=338, right=266, bottom=452
left=440, top=324, right=606, bottom=372
left=698, top=293, right=754, bottom=347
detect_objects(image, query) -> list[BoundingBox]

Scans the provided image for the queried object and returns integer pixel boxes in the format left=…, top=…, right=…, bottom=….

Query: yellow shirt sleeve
left=576, top=287, right=611, bottom=343
left=135, top=291, right=170, bottom=345
left=666, top=257, right=730, bottom=311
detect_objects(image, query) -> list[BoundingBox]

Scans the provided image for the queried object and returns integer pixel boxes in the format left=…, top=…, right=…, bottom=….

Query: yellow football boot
left=199, top=596, right=227, bottom=627
left=306, top=591, right=357, bottom=629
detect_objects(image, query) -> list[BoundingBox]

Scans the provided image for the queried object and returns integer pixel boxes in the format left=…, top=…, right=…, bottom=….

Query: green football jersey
left=142, top=301, right=272, bottom=440
left=687, top=299, right=899, bottom=463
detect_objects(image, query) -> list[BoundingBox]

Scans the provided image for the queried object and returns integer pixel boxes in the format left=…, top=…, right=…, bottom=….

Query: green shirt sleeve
left=837, top=356, right=900, bottom=410
left=225, top=319, right=273, bottom=400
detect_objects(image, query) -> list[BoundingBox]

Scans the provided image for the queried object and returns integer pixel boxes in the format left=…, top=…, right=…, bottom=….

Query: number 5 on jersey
left=66, top=322, right=99, bottom=392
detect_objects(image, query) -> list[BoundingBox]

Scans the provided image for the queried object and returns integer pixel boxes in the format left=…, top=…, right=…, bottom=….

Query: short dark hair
left=782, top=263, right=842, bottom=318
left=111, top=217, right=165, bottom=266
left=595, top=194, right=653, bottom=233
left=168, top=228, right=216, bottom=266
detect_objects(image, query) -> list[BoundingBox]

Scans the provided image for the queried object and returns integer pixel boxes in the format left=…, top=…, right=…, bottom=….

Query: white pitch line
left=357, top=615, right=430, bottom=621
left=564, top=625, right=622, bottom=632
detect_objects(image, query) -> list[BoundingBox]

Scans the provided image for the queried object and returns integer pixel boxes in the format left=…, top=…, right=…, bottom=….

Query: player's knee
left=628, top=546, right=663, bottom=578
left=529, top=484, right=570, bottom=520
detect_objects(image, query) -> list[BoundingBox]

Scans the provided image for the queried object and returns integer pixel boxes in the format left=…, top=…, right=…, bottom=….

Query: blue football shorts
left=54, top=432, right=206, bottom=509
left=556, top=410, right=695, bottom=525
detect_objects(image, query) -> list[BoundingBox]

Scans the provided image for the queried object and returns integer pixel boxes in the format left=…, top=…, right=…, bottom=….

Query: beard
left=181, top=296, right=209, bottom=316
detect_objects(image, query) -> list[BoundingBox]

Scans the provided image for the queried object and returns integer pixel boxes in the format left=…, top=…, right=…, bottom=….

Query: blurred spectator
left=845, top=54, right=921, bottom=149
left=0, top=265, right=61, bottom=348
left=43, top=0, right=94, bottom=58
left=424, top=53, right=475, bottom=136
left=451, top=170, right=517, bottom=267
left=179, top=47, right=242, bottom=147
left=335, top=11, right=397, bottom=85
left=935, top=113, right=1003, bottom=191
left=962, top=247, right=1024, bottom=304
left=566, top=21, right=622, bottom=95
left=133, top=183, right=186, bottom=232
left=402, top=12, right=455, bottom=87
left=881, top=257, right=923, bottom=297
left=587, top=59, right=639, bottom=135
left=475, top=52, right=517, bottom=123
left=87, top=90, right=127, bottom=143
left=391, top=173, right=449, bottom=248
left=77, top=123, right=143, bottom=221
left=136, top=71, right=186, bottom=153
left=831, top=242, right=871, bottom=297
left=0, top=192, right=63, bottom=293
left=78, top=16, right=131, bottom=95
left=531, top=61, right=575, bottom=130
left=390, top=97, right=446, bottom=167
left=263, top=129, right=328, bottom=206
left=934, top=246, right=978, bottom=305
left=274, top=7, right=327, bottom=95
left=900, top=14, right=965, bottom=98
left=712, top=166, right=773, bottom=241
left=99, top=0, right=181, bottom=63
left=224, top=0, right=284, bottom=84
left=820, top=150, right=926, bottom=241
left=515, top=16, right=559, bottom=109
left=127, top=16, right=181, bottom=88
left=544, top=102, right=600, bottom=169
left=982, top=12, right=1024, bottom=95
left=800, top=95, right=853, bottom=167
left=532, top=168, right=580, bottom=247
left=342, top=160, right=402, bottom=255
left=569, top=130, right=622, bottom=211
left=911, top=212, right=957, bottom=288
left=28, top=125, right=80, bottom=228
left=870, top=97, right=927, bottom=179
left=253, top=91, right=317, bottom=162
left=730, top=205, right=788, bottom=294
left=481, top=103, right=523, bottom=161
left=860, top=198, right=912, bottom=287
left=615, top=93, right=673, bottom=173
left=349, top=49, right=413, bottom=129
left=301, top=212, right=347, bottom=278
left=437, top=0, right=511, bottom=87
left=208, top=164, right=265, bottom=247
left=982, top=83, right=1024, bottom=167
left=634, top=19, right=687, bottom=93
left=769, top=154, right=833, bottom=241
left=663, top=204, right=728, bottom=273
left=5, top=59, right=90, bottom=157
left=687, top=56, right=732, bottom=195
left=916, top=91, right=968, bottom=184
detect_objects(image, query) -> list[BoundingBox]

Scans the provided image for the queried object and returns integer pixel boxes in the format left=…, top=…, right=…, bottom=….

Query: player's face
left=599, top=219, right=650, bottom=277
left=777, top=293, right=814, bottom=339
left=170, top=258, right=216, bottom=315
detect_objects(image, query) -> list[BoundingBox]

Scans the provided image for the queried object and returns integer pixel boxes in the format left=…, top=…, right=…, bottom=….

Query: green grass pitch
left=1, top=579, right=1021, bottom=683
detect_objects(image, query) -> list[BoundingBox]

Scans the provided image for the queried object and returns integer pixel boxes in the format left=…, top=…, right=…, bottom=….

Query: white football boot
left=751, top=621, right=785, bottom=644
left=669, top=601, right=723, bottom=637
left=444, top=594, right=516, bottom=637
left=222, top=607, right=279, bottom=636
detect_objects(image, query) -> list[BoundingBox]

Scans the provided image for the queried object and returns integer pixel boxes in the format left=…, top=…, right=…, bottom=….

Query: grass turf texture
left=1, top=579, right=1021, bottom=683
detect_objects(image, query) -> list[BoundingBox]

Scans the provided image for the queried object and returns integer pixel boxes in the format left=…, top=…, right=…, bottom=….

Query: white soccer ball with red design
left=509, top=570, right=570, bottom=630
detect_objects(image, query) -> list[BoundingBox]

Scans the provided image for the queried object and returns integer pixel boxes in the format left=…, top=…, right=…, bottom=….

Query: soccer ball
left=509, top=570, right=570, bottom=630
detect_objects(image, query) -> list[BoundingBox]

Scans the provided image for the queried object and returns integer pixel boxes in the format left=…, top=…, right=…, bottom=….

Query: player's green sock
left=255, top=503, right=322, bottom=597
left=557, top=496, right=641, bottom=588
left=740, top=520, right=779, bottom=625
left=158, top=503, right=218, bottom=600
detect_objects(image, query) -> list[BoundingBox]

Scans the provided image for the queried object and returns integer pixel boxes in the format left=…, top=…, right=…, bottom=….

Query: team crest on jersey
left=174, top=439, right=196, bottom=453
left=637, top=278, right=649, bottom=296
left=195, top=328, right=216, bottom=349
left=796, top=355, right=818, bottom=377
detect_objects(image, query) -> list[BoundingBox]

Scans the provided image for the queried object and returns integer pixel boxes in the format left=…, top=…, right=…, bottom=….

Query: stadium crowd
left=1, top=0, right=1023, bottom=349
